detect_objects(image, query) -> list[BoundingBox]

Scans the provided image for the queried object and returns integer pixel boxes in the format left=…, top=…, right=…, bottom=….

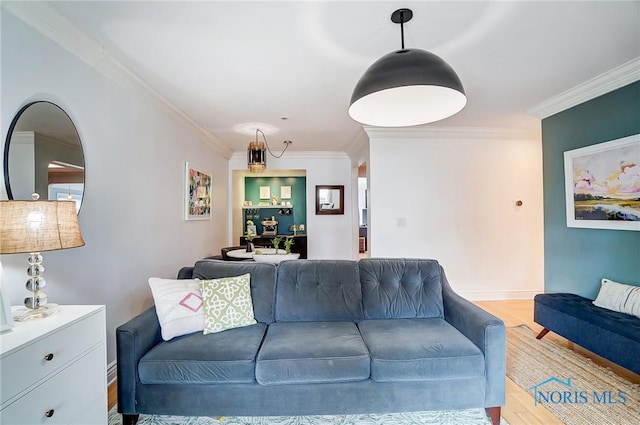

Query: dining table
left=225, top=248, right=300, bottom=264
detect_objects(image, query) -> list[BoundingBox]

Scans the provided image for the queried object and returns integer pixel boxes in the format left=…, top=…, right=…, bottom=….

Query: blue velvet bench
left=533, top=293, right=640, bottom=375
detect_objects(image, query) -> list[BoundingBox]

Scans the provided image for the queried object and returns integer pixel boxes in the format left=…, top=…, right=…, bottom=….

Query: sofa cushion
left=358, top=318, right=484, bottom=382
left=191, top=260, right=276, bottom=324
left=138, top=323, right=267, bottom=384
left=275, top=260, right=363, bottom=322
left=200, top=273, right=256, bottom=334
left=359, top=258, right=444, bottom=320
left=148, top=278, right=205, bottom=341
left=255, top=322, right=370, bottom=385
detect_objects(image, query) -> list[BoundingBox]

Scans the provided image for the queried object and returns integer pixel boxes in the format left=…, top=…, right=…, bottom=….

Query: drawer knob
left=45, top=409, right=55, bottom=418
left=44, top=353, right=54, bottom=361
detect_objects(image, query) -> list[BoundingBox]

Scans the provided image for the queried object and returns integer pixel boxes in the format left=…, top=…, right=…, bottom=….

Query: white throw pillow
left=592, top=278, right=640, bottom=319
left=148, top=278, right=205, bottom=341
left=200, top=273, right=257, bottom=335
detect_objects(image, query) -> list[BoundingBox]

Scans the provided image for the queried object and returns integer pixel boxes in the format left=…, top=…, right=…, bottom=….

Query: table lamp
left=0, top=195, right=85, bottom=321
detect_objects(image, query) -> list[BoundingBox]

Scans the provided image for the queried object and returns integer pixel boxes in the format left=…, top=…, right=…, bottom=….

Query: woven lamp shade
left=0, top=200, right=84, bottom=254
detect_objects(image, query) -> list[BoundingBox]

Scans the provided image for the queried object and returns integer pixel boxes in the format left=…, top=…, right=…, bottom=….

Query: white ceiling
left=49, top=1, right=640, bottom=153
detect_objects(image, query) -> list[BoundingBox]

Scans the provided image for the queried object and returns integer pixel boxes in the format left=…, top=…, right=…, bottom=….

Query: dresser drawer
left=0, top=343, right=106, bottom=425
left=70, top=395, right=107, bottom=425
left=1, top=309, right=104, bottom=404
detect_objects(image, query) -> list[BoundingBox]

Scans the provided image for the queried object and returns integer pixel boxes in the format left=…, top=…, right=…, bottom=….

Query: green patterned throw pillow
left=200, top=273, right=257, bottom=334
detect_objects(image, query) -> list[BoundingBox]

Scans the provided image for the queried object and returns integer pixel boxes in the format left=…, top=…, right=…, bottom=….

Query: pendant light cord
left=256, top=129, right=291, bottom=158
left=400, top=11, right=405, bottom=49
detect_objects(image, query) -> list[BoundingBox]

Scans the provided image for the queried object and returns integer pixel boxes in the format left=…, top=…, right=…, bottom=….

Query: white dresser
left=0, top=305, right=107, bottom=425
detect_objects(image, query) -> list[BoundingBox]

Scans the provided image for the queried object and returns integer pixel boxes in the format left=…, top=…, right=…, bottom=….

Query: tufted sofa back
left=275, top=260, right=363, bottom=322
left=191, top=259, right=277, bottom=324
left=186, top=258, right=445, bottom=325
left=359, top=258, right=444, bottom=320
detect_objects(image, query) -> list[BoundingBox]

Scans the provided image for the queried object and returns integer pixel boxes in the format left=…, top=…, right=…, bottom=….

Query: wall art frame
left=280, top=186, right=292, bottom=199
left=185, top=162, right=212, bottom=221
left=564, top=134, right=639, bottom=231
left=259, top=186, right=270, bottom=199
left=316, top=185, right=344, bottom=215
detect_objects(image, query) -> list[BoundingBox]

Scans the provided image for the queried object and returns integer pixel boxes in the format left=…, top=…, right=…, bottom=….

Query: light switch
left=397, top=217, right=407, bottom=227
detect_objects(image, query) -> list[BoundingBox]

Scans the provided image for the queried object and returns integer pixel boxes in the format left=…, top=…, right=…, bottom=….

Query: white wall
left=366, top=127, right=544, bottom=299
left=1, top=10, right=228, bottom=365
left=229, top=152, right=357, bottom=260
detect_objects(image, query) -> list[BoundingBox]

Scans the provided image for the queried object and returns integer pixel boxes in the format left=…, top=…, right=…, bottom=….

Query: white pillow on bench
left=593, top=278, right=640, bottom=319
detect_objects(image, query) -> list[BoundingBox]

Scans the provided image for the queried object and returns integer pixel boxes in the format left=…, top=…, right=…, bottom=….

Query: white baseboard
left=460, top=290, right=540, bottom=301
left=107, top=360, right=117, bottom=385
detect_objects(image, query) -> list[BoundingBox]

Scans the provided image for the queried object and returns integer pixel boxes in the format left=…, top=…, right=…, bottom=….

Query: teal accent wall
left=542, top=81, right=640, bottom=297
left=244, top=176, right=306, bottom=235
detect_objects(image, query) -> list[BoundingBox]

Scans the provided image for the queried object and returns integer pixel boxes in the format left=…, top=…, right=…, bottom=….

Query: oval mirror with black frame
left=3, top=101, right=85, bottom=213
left=316, top=185, right=344, bottom=215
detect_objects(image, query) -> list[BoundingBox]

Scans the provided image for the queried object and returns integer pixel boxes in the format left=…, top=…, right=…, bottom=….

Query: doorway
left=357, top=163, right=368, bottom=258
left=231, top=169, right=307, bottom=249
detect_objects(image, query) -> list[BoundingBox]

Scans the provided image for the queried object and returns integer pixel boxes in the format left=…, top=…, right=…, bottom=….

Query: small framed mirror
left=316, top=185, right=344, bottom=215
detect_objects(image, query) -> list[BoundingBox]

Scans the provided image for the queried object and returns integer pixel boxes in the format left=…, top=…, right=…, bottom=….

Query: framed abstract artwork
left=564, top=134, right=639, bottom=231
left=185, top=162, right=212, bottom=220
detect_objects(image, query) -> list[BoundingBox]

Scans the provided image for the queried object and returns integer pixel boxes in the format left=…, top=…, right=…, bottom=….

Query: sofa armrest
left=116, top=306, right=162, bottom=414
left=177, top=266, right=194, bottom=279
left=440, top=268, right=506, bottom=407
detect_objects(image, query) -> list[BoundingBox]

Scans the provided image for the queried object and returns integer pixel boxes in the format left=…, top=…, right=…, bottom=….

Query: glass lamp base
left=13, top=303, right=60, bottom=322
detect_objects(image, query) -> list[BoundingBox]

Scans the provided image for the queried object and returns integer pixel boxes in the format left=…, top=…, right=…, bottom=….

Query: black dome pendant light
left=349, top=8, right=467, bottom=127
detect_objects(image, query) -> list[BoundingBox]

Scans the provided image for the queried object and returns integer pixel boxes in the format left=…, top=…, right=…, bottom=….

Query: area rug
left=108, top=407, right=508, bottom=425
left=507, top=325, right=640, bottom=425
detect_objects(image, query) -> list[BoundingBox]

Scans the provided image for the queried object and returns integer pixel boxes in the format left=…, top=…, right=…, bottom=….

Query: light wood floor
left=475, top=299, right=640, bottom=425
left=108, top=299, right=640, bottom=424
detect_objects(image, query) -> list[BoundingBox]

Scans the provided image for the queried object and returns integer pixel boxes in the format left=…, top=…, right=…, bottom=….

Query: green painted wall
left=244, top=176, right=306, bottom=235
left=542, top=81, right=640, bottom=297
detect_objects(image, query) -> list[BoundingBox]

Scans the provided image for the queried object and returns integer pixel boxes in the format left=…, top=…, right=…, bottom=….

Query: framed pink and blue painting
left=564, top=134, right=640, bottom=231
left=185, top=162, right=212, bottom=220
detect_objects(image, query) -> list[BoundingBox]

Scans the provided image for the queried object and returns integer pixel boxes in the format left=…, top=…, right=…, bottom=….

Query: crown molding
left=2, top=1, right=108, bottom=66
left=3, top=1, right=233, bottom=158
left=528, top=57, right=640, bottom=119
left=231, top=151, right=350, bottom=162
left=344, top=128, right=369, bottom=162
left=283, top=151, right=350, bottom=160
left=363, top=126, right=535, bottom=141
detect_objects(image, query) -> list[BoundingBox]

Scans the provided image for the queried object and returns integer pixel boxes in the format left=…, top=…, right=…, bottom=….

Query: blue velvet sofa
left=534, top=293, right=640, bottom=375
left=117, top=258, right=506, bottom=425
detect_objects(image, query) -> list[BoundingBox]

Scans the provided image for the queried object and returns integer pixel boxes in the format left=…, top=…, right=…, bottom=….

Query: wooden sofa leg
left=536, top=328, right=550, bottom=340
left=486, top=406, right=501, bottom=425
left=123, top=414, right=139, bottom=425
